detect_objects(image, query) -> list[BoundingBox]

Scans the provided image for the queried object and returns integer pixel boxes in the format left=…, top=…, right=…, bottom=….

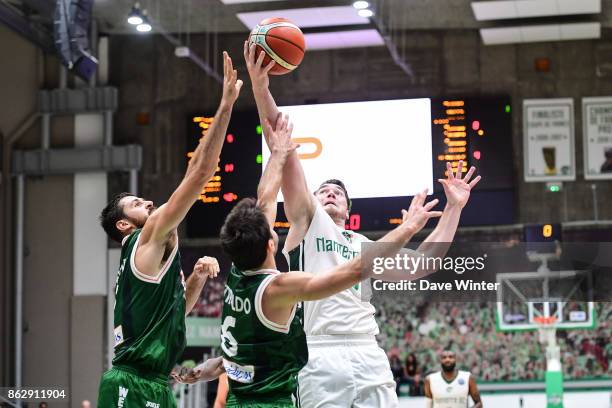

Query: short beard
left=442, top=363, right=456, bottom=373
left=126, top=214, right=146, bottom=229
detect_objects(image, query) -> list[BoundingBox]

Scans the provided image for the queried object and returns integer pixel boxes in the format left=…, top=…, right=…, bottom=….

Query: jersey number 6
left=221, top=316, right=238, bottom=357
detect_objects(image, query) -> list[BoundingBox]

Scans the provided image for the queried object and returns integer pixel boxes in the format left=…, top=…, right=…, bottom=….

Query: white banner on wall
left=523, top=98, right=575, bottom=182
left=582, top=97, right=612, bottom=180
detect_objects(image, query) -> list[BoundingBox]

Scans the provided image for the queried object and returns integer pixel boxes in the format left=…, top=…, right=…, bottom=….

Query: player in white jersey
left=424, top=350, right=482, bottom=408
left=244, top=42, right=482, bottom=408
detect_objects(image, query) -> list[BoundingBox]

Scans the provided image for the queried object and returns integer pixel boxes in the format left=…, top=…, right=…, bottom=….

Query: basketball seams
left=249, top=37, right=296, bottom=70
left=264, top=33, right=305, bottom=53
left=249, top=35, right=304, bottom=67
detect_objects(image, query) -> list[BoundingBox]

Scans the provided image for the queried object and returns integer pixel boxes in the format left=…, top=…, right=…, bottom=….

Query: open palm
left=438, top=161, right=481, bottom=208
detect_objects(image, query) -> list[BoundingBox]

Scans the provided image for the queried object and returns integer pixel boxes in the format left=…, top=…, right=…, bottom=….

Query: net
left=534, top=316, right=558, bottom=345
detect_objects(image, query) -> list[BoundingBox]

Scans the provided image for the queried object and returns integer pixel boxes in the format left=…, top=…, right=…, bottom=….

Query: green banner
left=186, top=317, right=221, bottom=347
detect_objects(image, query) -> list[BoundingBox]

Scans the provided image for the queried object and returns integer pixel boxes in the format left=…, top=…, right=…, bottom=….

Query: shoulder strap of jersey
left=253, top=271, right=298, bottom=334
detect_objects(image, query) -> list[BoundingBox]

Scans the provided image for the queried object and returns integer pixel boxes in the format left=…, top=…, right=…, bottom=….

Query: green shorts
left=226, top=393, right=294, bottom=408
left=97, top=365, right=175, bottom=408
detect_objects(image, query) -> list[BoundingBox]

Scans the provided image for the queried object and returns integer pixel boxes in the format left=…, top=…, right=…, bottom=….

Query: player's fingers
left=456, top=160, right=463, bottom=179
left=420, top=188, right=429, bottom=204
left=437, top=179, right=448, bottom=188
left=226, top=53, right=234, bottom=74
left=235, top=79, right=244, bottom=93
left=468, top=175, right=482, bottom=188
left=274, top=112, right=282, bottom=130
left=464, top=166, right=476, bottom=182
left=424, top=199, right=439, bottom=211
left=279, top=114, right=288, bottom=131
left=256, top=50, right=265, bottom=68
left=416, top=191, right=426, bottom=207
left=407, top=196, right=418, bottom=211
left=263, top=60, right=276, bottom=73
left=428, top=211, right=443, bottom=218
left=263, top=118, right=272, bottom=135
left=243, top=40, right=248, bottom=60
left=248, top=43, right=256, bottom=63
left=446, top=162, right=454, bottom=179
left=222, top=51, right=228, bottom=78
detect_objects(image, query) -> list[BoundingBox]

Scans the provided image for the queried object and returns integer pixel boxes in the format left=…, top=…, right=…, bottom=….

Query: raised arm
left=140, top=52, right=242, bottom=245
left=256, top=115, right=297, bottom=225
left=422, top=161, right=480, bottom=244
left=185, top=257, right=220, bottom=316
left=380, top=162, right=481, bottom=282
left=244, top=42, right=315, bottom=247
left=264, top=195, right=441, bottom=308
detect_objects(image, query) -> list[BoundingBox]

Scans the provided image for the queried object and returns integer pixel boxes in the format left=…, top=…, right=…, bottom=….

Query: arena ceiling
left=91, top=0, right=610, bottom=34
left=1, top=0, right=610, bottom=52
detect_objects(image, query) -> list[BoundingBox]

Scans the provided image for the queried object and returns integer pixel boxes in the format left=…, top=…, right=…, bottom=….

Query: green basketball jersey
left=112, top=229, right=187, bottom=376
left=220, top=266, right=308, bottom=402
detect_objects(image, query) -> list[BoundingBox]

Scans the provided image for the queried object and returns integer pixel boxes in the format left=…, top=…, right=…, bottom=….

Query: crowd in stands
left=375, top=298, right=612, bottom=395
left=188, top=276, right=611, bottom=394
left=188, top=278, right=224, bottom=318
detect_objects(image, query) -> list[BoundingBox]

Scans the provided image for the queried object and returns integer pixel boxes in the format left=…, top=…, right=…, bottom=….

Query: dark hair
left=220, top=198, right=272, bottom=271
left=316, top=179, right=352, bottom=211
left=99, top=192, right=133, bottom=243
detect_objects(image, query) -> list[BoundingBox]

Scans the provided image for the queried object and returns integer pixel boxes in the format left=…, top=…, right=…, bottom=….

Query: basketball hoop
left=534, top=316, right=558, bottom=345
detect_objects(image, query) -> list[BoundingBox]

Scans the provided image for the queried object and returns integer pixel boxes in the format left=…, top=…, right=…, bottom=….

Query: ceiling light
left=127, top=3, right=143, bottom=25
left=357, top=9, right=374, bottom=18
left=353, top=1, right=369, bottom=9
left=136, top=12, right=152, bottom=32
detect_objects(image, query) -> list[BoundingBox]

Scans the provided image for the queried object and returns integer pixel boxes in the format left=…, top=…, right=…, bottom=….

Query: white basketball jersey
left=282, top=203, right=379, bottom=335
left=428, top=371, right=471, bottom=408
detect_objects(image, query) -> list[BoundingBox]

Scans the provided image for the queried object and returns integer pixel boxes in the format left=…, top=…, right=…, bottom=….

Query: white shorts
left=297, top=335, right=398, bottom=408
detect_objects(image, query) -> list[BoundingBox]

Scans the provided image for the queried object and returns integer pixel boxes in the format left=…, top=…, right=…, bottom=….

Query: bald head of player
left=99, top=192, right=158, bottom=242
left=314, top=179, right=352, bottom=225
left=220, top=197, right=279, bottom=271
left=440, top=350, right=457, bottom=373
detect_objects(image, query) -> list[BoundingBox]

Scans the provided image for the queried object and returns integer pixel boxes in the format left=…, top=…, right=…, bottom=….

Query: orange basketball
left=248, top=17, right=305, bottom=75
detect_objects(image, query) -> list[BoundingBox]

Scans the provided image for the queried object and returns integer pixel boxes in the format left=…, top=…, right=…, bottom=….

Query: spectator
left=404, top=353, right=422, bottom=396
left=388, top=352, right=404, bottom=395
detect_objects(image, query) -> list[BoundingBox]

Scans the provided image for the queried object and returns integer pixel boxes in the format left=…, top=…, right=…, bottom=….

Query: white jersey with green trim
left=282, top=203, right=378, bottom=336
left=428, top=370, right=471, bottom=408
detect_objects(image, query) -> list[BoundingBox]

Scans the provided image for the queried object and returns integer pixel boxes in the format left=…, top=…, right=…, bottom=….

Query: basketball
left=248, top=17, right=305, bottom=75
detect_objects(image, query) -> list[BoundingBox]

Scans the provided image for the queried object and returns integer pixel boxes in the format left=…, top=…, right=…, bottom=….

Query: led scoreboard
left=186, top=96, right=514, bottom=238
left=185, top=110, right=262, bottom=238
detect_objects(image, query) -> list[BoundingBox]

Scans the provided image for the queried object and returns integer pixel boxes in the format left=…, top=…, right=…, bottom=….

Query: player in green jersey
left=96, top=51, right=242, bottom=408
left=192, top=114, right=441, bottom=408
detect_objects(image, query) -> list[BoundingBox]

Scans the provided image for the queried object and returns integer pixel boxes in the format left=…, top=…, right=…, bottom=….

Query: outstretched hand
left=221, top=51, right=243, bottom=106
left=244, top=41, right=276, bottom=90
left=438, top=161, right=481, bottom=208
left=265, top=113, right=298, bottom=159
left=401, top=189, right=442, bottom=234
